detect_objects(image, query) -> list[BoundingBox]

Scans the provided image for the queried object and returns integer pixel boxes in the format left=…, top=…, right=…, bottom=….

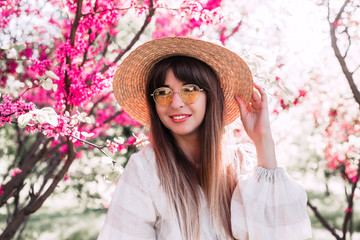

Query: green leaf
left=13, top=43, right=26, bottom=52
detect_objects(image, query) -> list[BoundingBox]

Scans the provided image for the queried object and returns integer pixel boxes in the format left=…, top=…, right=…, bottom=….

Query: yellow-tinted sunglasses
left=151, top=84, right=203, bottom=107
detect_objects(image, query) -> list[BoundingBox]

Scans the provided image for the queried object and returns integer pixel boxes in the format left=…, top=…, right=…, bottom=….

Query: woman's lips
left=169, top=114, right=191, bottom=122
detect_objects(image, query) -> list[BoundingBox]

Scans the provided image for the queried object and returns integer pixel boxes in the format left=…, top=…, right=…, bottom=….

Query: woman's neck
left=173, top=133, right=201, bottom=165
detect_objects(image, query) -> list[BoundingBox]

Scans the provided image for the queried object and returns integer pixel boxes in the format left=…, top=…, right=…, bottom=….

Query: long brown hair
left=146, top=56, right=237, bottom=239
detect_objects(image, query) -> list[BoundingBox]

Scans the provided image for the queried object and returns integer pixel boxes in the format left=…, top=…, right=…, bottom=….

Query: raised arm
left=235, top=84, right=277, bottom=169
left=232, top=84, right=312, bottom=240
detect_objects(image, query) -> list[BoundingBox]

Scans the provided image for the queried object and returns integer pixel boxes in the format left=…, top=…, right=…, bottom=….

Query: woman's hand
left=235, top=84, right=278, bottom=169
left=235, top=84, right=271, bottom=143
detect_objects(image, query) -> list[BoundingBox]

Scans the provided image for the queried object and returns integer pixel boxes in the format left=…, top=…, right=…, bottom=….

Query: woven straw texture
left=113, top=37, right=253, bottom=127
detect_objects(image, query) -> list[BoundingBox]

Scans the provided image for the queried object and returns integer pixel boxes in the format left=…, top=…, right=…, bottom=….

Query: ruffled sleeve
left=231, top=166, right=312, bottom=240
left=98, top=146, right=157, bottom=240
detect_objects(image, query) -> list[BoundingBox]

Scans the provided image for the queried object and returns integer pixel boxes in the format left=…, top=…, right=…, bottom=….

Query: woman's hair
left=146, top=56, right=237, bottom=239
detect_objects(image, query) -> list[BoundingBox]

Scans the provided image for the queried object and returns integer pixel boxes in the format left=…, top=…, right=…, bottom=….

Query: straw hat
left=113, top=37, right=253, bottom=127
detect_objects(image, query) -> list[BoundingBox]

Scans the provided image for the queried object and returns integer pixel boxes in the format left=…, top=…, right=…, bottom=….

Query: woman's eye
left=157, top=89, right=171, bottom=96
left=184, top=87, right=194, bottom=93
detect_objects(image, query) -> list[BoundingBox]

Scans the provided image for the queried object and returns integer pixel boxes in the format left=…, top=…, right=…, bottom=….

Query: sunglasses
left=151, top=84, right=203, bottom=107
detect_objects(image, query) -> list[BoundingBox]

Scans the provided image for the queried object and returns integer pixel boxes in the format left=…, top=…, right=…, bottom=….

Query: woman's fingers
left=253, top=83, right=267, bottom=102
left=236, top=83, right=267, bottom=115
left=235, top=96, right=248, bottom=117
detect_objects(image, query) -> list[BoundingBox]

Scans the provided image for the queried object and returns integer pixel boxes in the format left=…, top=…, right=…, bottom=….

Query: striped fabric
left=98, top=145, right=312, bottom=240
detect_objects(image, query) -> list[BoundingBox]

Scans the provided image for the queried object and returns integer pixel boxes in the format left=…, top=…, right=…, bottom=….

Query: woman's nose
left=170, top=92, right=184, bottom=108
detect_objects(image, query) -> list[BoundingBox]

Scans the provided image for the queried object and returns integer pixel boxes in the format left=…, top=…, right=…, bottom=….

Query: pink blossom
left=0, top=0, right=223, bottom=165
left=343, top=208, right=353, bottom=213
left=280, top=99, right=290, bottom=110
left=345, top=163, right=358, bottom=183
left=27, top=58, right=52, bottom=78
left=0, top=0, right=22, bottom=29
left=64, top=172, right=69, bottom=181
left=19, top=46, right=33, bottom=58
left=153, top=0, right=223, bottom=39
left=272, top=109, right=280, bottom=115
left=7, top=60, right=17, bottom=74
left=323, top=106, right=360, bottom=183
left=333, top=20, right=343, bottom=28
left=298, top=89, right=307, bottom=98
left=11, top=168, right=22, bottom=177
left=106, top=140, right=120, bottom=154
left=0, top=95, right=36, bottom=126
left=126, top=136, right=136, bottom=145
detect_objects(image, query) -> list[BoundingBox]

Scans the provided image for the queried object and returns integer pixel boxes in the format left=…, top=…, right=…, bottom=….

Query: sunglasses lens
left=153, top=88, right=172, bottom=106
left=152, top=84, right=202, bottom=106
left=180, top=84, right=201, bottom=104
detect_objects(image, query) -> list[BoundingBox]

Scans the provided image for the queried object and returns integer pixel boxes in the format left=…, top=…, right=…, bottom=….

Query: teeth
left=172, top=115, right=187, bottom=120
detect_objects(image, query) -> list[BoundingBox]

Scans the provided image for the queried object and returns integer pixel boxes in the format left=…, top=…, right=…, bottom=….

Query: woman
left=98, top=37, right=312, bottom=240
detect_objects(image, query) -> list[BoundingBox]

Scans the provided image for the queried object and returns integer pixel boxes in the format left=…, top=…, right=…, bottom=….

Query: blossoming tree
left=0, top=0, right=229, bottom=238
left=305, top=1, right=360, bottom=239
left=1, top=0, right=359, bottom=239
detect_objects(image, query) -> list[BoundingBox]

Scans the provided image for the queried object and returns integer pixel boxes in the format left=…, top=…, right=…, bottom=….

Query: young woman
left=98, top=37, right=312, bottom=240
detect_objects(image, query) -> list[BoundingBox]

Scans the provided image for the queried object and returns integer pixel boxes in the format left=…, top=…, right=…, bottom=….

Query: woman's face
left=155, top=69, right=207, bottom=139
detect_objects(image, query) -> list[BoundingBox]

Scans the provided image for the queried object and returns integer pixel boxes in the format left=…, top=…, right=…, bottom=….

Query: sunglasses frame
left=151, top=84, right=204, bottom=107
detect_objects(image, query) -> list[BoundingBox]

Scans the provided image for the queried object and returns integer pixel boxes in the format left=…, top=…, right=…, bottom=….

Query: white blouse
left=98, top=144, right=312, bottom=240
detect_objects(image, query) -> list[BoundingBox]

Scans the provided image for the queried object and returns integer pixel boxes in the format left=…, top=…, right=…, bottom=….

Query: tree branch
left=64, top=0, right=83, bottom=111
left=69, top=0, right=83, bottom=46
left=220, top=20, right=242, bottom=44
left=307, top=200, right=342, bottom=240
left=37, top=155, right=63, bottom=196
left=79, top=28, right=93, bottom=68
left=0, top=140, right=76, bottom=240
left=86, top=92, right=110, bottom=117
left=328, top=0, right=360, bottom=105
left=334, top=0, right=351, bottom=23
left=343, top=27, right=351, bottom=58
left=89, top=109, right=122, bottom=132
left=102, top=32, right=112, bottom=57
left=342, top=162, right=359, bottom=237
left=81, top=5, right=185, bottom=17
left=82, top=7, right=132, bottom=17
left=70, top=135, right=114, bottom=161
left=327, top=0, right=331, bottom=22
left=100, top=0, right=156, bottom=74
left=0, top=135, right=48, bottom=208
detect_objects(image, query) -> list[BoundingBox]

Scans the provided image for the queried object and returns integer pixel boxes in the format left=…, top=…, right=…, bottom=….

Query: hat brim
left=113, top=37, right=253, bottom=127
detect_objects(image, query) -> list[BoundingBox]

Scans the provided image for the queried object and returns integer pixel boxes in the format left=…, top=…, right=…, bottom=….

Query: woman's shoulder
left=131, top=143, right=156, bottom=162
left=120, top=143, right=159, bottom=193
left=126, top=143, right=157, bottom=175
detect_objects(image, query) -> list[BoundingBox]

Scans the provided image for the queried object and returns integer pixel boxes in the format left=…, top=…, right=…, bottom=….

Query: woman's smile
left=169, top=114, right=191, bottom=122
